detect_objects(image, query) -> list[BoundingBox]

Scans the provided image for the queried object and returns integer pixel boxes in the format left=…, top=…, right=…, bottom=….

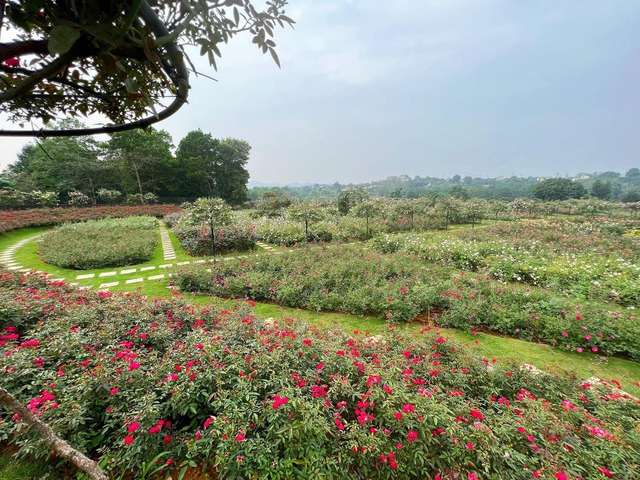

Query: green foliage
left=1, top=1, right=294, bottom=126
left=172, top=198, right=255, bottom=256
left=532, top=178, right=586, bottom=201
left=175, top=132, right=250, bottom=205
left=591, top=179, right=613, bottom=200
left=176, top=218, right=640, bottom=360
left=106, top=129, right=174, bottom=199
left=38, top=216, right=159, bottom=269
left=337, top=187, right=369, bottom=215
left=0, top=273, right=638, bottom=479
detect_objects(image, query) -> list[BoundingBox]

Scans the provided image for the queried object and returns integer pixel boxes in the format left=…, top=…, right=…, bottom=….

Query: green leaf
left=268, top=47, right=281, bottom=68
left=48, top=26, right=81, bottom=55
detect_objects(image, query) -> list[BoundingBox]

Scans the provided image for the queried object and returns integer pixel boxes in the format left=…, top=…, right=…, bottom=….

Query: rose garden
left=0, top=198, right=638, bottom=480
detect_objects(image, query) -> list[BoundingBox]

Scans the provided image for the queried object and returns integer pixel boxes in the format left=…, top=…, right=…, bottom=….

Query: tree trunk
left=0, top=386, right=108, bottom=480
left=132, top=162, right=144, bottom=202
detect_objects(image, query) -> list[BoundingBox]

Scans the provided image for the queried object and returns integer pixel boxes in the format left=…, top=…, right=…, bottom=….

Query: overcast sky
left=1, top=0, right=639, bottom=185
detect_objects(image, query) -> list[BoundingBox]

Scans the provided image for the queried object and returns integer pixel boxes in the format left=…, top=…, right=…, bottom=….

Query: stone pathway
left=0, top=234, right=44, bottom=272
left=159, top=222, right=176, bottom=260
left=0, top=229, right=279, bottom=291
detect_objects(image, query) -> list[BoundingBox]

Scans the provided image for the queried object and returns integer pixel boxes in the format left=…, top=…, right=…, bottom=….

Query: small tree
left=435, top=197, right=463, bottom=230
left=507, top=198, right=529, bottom=221
left=288, top=203, right=325, bottom=242
left=463, top=199, right=486, bottom=228
left=352, top=199, right=385, bottom=239
left=392, top=199, right=426, bottom=231
left=337, top=187, right=368, bottom=215
left=182, top=198, right=232, bottom=257
left=257, top=192, right=292, bottom=218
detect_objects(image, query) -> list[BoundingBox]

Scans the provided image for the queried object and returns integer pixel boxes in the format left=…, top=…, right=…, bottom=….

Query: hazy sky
left=1, top=0, right=639, bottom=185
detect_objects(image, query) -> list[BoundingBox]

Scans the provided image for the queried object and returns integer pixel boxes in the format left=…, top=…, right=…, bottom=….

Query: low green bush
left=38, top=216, right=158, bottom=269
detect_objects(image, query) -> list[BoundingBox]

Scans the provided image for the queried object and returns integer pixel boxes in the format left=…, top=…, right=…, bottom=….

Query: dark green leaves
left=48, top=26, right=81, bottom=55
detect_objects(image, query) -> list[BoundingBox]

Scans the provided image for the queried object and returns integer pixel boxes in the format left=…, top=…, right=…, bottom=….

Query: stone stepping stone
left=140, top=266, right=156, bottom=271
left=99, top=271, right=117, bottom=277
left=148, top=274, right=165, bottom=280
left=76, top=273, right=95, bottom=280
left=125, top=277, right=144, bottom=284
left=99, top=281, right=119, bottom=288
left=78, top=286, right=93, bottom=290
left=8, top=266, right=22, bottom=270
left=49, top=278, right=65, bottom=282
left=159, top=264, right=173, bottom=268
left=121, top=268, right=137, bottom=274
left=177, top=261, right=190, bottom=266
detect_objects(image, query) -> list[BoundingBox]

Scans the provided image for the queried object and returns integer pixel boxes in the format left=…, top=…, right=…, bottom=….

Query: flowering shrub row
left=0, top=271, right=638, bottom=479
left=0, top=204, right=181, bottom=235
left=37, top=216, right=160, bottom=269
left=372, top=219, right=640, bottom=306
left=175, top=232, right=640, bottom=360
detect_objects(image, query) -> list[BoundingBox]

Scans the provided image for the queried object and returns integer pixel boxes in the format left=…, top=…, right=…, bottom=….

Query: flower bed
left=38, top=216, right=159, bottom=269
left=174, top=219, right=640, bottom=360
left=0, top=204, right=181, bottom=235
left=0, top=271, right=638, bottom=479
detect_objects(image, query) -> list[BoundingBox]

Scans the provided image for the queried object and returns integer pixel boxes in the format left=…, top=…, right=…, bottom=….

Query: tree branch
left=0, top=50, right=76, bottom=103
left=0, top=386, right=108, bottom=480
left=0, top=40, right=49, bottom=61
left=0, top=0, right=190, bottom=137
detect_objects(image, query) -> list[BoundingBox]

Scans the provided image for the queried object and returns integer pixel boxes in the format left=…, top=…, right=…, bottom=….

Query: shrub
left=38, top=216, right=159, bottom=269
left=0, top=272, right=638, bottom=479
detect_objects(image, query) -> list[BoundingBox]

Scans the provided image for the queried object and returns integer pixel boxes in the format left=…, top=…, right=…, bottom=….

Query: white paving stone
left=159, top=263, right=173, bottom=268
left=8, top=266, right=22, bottom=270
left=148, top=274, right=165, bottom=280
left=177, top=261, right=190, bottom=266
left=194, top=260, right=206, bottom=264
left=49, top=278, right=65, bottom=282
left=121, top=268, right=136, bottom=274
left=76, top=273, right=95, bottom=280
left=99, top=282, right=119, bottom=288
left=99, top=271, right=117, bottom=277
left=140, top=266, right=156, bottom=271
left=78, top=286, right=93, bottom=290
left=125, top=277, right=144, bottom=284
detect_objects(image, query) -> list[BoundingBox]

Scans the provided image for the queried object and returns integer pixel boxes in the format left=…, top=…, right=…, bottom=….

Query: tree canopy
left=0, top=0, right=294, bottom=136
left=2, top=124, right=251, bottom=204
left=531, top=178, right=586, bottom=201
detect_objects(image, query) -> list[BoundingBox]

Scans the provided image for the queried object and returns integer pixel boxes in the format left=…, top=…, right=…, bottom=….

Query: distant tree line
left=0, top=120, right=250, bottom=207
left=249, top=169, right=640, bottom=204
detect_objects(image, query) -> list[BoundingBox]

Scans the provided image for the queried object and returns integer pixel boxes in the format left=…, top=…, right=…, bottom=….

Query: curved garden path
left=0, top=223, right=279, bottom=291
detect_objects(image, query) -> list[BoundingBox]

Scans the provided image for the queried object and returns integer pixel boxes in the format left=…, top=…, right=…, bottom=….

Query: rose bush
left=0, top=271, right=638, bottom=479
left=175, top=217, right=640, bottom=360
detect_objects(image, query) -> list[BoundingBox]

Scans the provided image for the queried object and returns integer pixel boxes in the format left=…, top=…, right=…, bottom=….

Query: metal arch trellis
left=0, top=1, right=190, bottom=138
